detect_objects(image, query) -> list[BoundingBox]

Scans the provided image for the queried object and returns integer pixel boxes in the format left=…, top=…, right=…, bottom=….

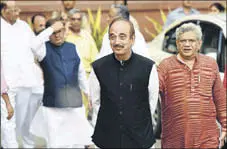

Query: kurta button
left=119, top=111, right=123, bottom=115
left=120, top=68, right=123, bottom=71
left=120, top=96, right=123, bottom=100
left=120, top=82, right=123, bottom=86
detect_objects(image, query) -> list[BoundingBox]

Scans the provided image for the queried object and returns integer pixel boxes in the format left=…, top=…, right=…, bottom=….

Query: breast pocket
left=199, top=73, right=213, bottom=97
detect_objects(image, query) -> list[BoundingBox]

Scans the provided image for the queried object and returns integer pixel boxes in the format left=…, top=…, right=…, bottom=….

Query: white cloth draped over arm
left=31, top=42, right=47, bottom=62
left=148, top=65, right=159, bottom=117
left=78, top=63, right=89, bottom=95
left=88, top=68, right=101, bottom=126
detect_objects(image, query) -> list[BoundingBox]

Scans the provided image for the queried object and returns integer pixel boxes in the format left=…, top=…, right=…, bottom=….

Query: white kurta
left=30, top=41, right=94, bottom=147
left=0, top=17, right=53, bottom=148
left=0, top=18, right=49, bottom=91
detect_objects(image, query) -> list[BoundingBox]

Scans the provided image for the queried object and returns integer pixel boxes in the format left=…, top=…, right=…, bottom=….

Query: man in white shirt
left=1, top=1, right=63, bottom=148
left=96, top=4, right=150, bottom=59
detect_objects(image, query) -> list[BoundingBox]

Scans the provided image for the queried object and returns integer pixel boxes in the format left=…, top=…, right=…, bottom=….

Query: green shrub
left=144, top=8, right=170, bottom=39
left=87, top=7, right=108, bottom=51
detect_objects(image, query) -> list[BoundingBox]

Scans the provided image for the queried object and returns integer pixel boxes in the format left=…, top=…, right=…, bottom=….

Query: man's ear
left=131, top=35, right=135, bottom=45
left=197, top=39, right=202, bottom=52
left=176, top=39, right=179, bottom=47
left=1, top=7, right=6, bottom=16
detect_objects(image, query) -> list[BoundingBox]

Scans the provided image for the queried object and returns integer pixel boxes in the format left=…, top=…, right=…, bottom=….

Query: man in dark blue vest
left=29, top=18, right=94, bottom=148
left=89, top=17, right=159, bottom=148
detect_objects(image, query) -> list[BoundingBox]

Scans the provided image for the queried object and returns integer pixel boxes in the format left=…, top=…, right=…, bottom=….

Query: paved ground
left=31, top=118, right=162, bottom=148
left=32, top=138, right=161, bottom=148
left=154, top=139, right=161, bottom=148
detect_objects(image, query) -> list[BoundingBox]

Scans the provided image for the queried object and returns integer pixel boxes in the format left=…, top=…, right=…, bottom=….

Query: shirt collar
left=1, top=17, right=10, bottom=26
left=113, top=51, right=134, bottom=66
left=178, top=7, right=196, bottom=14
left=49, top=41, right=65, bottom=51
left=68, top=30, right=82, bottom=37
left=176, top=53, right=200, bottom=67
left=1, top=17, right=19, bottom=26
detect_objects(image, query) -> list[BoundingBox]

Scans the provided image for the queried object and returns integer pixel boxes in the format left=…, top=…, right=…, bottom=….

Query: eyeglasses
left=179, top=39, right=197, bottom=45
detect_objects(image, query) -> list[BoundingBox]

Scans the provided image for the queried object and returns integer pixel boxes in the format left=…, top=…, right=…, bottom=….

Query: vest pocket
left=132, top=116, right=150, bottom=128
left=128, top=83, right=147, bottom=93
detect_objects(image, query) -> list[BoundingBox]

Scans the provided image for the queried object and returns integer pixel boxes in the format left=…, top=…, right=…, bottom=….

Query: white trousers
left=47, top=144, right=85, bottom=148
left=30, top=106, right=94, bottom=147
left=10, top=87, right=43, bottom=148
left=1, top=95, right=18, bottom=148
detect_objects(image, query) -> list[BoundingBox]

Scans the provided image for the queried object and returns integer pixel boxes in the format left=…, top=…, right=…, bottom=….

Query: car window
left=200, top=22, right=219, bottom=59
left=217, top=31, right=226, bottom=73
left=163, top=26, right=177, bottom=54
left=199, top=22, right=226, bottom=72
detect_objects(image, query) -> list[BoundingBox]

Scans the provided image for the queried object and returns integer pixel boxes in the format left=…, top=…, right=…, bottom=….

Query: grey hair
left=109, top=17, right=135, bottom=39
left=176, top=23, right=202, bottom=40
left=68, top=8, right=81, bottom=17
left=110, top=4, right=130, bottom=20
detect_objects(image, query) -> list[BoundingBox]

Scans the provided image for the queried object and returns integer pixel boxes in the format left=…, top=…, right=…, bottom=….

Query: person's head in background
left=31, top=13, right=46, bottom=35
left=107, top=4, right=129, bottom=25
left=1, top=0, right=20, bottom=25
left=46, top=18, right=65, bottom=46
left=68, top=8, right=82, bottom=33
left=0, top=1, right=7, bottom=16
left=209, top=2, right=225, bottom=14
left=182, top=0, right=192, bottom=9
left=114, top=0, right=127, bottom=6
left=61, top=0, right=76, bottom=12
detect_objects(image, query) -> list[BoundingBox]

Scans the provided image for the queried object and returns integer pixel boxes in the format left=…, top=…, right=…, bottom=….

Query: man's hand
left=6, top=103, right=14, bottom=120
left=219, top=131, right=226, bottom=148
left=51, top=21, right=64, bottom=32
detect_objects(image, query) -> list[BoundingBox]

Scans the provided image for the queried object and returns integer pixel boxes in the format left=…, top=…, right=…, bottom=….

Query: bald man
left=31, top=13, right=46, bottom=35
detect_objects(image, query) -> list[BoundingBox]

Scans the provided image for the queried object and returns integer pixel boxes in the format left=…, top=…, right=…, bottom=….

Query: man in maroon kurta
left=158, top=23, right=226, bottom=148
left=224, top=65, right=226, bottom=89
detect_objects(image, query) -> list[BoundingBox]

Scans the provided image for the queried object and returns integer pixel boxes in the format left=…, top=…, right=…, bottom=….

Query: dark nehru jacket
left=92, top=52, right=156, bottom=148
left=39, top=41, right=82, bottom=108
